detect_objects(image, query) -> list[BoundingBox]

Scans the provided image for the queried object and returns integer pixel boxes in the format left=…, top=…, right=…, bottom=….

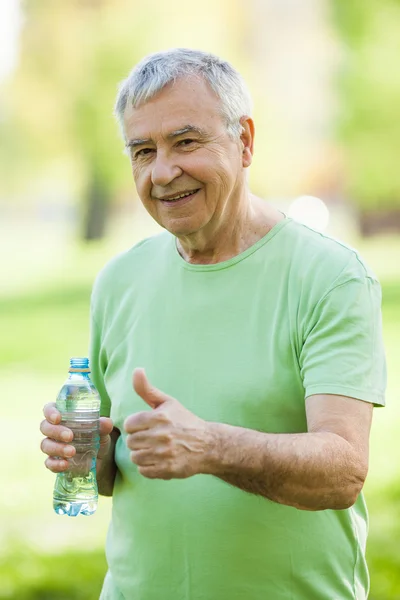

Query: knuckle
left=161, top=432, right=173, bottom=444
left=147, top=386, right=158, bottom=399
left=99, top=433, right=110, bottom=446
left=158, top=446, right=172, bottom=458
left=156, top=411, right=170, bottom=424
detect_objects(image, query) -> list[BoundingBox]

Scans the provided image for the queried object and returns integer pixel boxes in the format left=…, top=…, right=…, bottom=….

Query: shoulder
left=282, top=219, right=379, bottom=293
left=91, top=231, right=171, bottom=308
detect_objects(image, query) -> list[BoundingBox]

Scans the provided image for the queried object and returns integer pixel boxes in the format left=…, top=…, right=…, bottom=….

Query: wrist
left=199, top=421, right=230, bottom=476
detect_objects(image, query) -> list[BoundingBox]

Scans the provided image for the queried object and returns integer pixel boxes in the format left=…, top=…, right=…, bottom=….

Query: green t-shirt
left=90, top=217, right=386, bottom=600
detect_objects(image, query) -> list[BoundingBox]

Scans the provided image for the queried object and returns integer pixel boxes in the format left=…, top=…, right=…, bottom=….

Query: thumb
left=133, top=368, right=170, bottom=409
left=99, top=416, right=114, bottom=438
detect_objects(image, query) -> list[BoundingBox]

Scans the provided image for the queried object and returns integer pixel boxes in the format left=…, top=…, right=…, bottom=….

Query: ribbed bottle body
left=53, top=358, right=101, bottom=517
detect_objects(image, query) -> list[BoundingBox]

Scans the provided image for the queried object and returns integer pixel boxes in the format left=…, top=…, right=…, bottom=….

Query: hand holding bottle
left=40, top=357, right=113, bottom=516
left=40, top=405, right=113, bottom=474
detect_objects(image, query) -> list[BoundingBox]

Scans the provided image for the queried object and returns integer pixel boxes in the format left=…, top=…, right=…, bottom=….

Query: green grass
left=0, top=547, right=106, bottom=600
left=0, top=221, right=399, bottom=599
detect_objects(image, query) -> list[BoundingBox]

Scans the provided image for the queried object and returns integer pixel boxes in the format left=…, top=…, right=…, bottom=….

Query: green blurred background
left=0, top=1, right=399, bottom=599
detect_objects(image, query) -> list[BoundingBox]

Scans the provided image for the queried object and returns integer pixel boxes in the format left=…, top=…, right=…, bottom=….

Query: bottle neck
left=67, top=371, right=91, bottom=382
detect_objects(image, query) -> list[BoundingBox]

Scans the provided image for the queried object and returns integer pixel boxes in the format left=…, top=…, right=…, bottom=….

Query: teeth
left=166, top=190, right=196, bottom=201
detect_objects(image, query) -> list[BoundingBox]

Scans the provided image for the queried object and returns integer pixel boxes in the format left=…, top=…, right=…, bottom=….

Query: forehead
left=123, top=76, right=225, bottom=140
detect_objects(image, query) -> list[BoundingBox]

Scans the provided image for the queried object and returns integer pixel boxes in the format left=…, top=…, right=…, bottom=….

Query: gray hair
left=114, top=48, right=253, bottom=140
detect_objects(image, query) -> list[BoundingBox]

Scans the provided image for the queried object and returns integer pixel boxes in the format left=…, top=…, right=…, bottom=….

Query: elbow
left=334, top=489, right=361, bottom=510
left=337, top=482, right=365, bottom=510
left=307, top=463, right=368, bottom=511
left=331, top=464, right=368, bottom=510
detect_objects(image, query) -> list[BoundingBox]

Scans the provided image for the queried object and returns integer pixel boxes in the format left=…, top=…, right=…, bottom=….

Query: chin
left=162, top=218, right=206, bottom=237
left=166, top=226, right=198, bottom=237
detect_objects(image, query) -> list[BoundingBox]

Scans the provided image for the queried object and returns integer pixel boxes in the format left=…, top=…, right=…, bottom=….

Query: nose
left=151, top=152, right=182, bottom=187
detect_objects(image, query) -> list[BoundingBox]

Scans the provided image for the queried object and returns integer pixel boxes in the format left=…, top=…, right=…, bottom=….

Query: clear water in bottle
left=53, top=357, right=101, bottom=517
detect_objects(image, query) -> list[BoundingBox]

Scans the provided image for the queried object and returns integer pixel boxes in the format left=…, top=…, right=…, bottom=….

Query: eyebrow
left=125, top=125, right=206, bottom=148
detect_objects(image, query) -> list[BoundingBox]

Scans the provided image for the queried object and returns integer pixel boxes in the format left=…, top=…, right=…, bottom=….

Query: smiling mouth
left=159, top=189, right=200, bottom=202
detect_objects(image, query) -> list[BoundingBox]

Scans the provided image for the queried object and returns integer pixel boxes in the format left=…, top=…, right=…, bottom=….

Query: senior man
left=41, top=48, right=386, bottom=600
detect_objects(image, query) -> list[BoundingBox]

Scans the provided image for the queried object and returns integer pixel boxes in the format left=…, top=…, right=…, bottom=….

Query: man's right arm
left=96, top=427, right=120, bottom=496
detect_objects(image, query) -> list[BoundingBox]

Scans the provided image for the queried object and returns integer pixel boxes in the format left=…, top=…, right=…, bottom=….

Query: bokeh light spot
left=288, top=195, right=330, bottom=232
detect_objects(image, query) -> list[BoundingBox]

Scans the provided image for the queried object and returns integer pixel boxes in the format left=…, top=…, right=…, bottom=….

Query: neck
left=176, top=192, right=284, bottom=265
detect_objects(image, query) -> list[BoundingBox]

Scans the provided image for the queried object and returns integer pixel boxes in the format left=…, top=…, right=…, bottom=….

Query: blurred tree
left=244, top=0, right=340, bottom=202
left=333, top=0, right=400, bottom=231
left=1, top=0, right=146, bottom=239
left=67, top=4, right=143, bottom=240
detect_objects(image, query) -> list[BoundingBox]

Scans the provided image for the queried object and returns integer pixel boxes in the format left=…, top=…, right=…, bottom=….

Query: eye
left=177, top=138, right=195, bottom=147
left=134, top=148, right=154, bottom=158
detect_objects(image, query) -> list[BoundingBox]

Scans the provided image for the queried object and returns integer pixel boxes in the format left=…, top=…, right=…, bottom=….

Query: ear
left=239, top=116, right=255, bottom=168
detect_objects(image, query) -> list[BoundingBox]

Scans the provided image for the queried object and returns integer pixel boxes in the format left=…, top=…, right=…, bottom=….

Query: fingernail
left=64, top=446, right=74, bottom=457
left=61, top=431, right=71, bottom=442
left=50, top=414, right=57, bottom=424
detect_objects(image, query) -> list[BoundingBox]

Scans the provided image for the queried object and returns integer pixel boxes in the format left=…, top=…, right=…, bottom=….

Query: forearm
left=203, top=423, right=367, bottom=511
left=97, top=427, right=120, bottom=497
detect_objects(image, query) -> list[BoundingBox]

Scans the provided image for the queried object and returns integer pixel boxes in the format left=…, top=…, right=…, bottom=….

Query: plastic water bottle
left=53, top=357, right=101, bottom=517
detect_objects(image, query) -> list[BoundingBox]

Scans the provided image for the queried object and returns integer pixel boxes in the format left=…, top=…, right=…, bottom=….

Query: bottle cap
left=69, top=357, right=90, bottom=373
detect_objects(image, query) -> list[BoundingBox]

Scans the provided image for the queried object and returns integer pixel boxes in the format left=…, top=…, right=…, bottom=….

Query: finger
left=127, top=429, right=172, bottom=450
left=97, top=432, right=111, bottom=460
left=133, top=368, right=171, bottom=409
left=45, top=457, right=70, bottom=473
left=99, top=417, right=114, bottom=438
left=40, top=419, right=73, bottom=442
left=126, top=431, right=151, bottom=451
left=138, top=465, right=171, bottom=480
left=124, top=410, right=169, bottom=434
left=43, top=402, right=61, bottom=425
left=40, top=416, right=112, bottom=442
left=124, top=411, right=154, bottom=434
left=130, top=449, right=157, bottom=467
left=41, top=438, right=76, bottom=459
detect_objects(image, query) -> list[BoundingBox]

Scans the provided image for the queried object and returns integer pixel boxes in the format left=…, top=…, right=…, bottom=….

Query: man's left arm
left=202, top=394, right=372, bottom=511
left=210, top=267, right=383, bottom=511
left=125, top=371, right=373, bottom=511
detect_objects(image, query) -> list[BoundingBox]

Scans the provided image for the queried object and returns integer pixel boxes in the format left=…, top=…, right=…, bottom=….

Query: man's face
left=123, top=76, right=249, bottom=237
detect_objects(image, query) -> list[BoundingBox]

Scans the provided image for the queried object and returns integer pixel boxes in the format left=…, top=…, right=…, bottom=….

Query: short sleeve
left=299, top=276, right=386, bottom=406
left=89, top=304, right=112, bottom=417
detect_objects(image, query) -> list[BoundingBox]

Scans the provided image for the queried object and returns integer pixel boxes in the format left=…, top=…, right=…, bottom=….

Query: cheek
left=130, top=161, right=139, bottom=181
left=200, top=163, right=236, bottom=190
left=131, top=158, right=143, bottom=176
left=189, top=158, right=227, bottom=185
left=132, top=165, right=150, bottom=195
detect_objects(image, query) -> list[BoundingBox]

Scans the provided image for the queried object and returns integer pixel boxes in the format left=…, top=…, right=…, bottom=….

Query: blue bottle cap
left=69, top=357, right=90, bottom=372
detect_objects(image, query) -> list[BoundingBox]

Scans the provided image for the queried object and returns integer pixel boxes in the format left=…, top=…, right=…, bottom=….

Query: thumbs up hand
left=124, top=368, right=211, bottom=480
